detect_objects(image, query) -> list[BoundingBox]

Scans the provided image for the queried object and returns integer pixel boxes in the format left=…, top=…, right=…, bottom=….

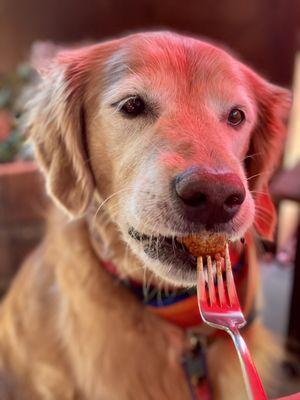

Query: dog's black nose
left=174, top=168, right=245, bottom=226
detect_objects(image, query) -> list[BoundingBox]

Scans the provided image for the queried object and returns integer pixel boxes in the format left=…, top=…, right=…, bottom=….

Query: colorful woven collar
left=101, top=244, right=248, bottom=329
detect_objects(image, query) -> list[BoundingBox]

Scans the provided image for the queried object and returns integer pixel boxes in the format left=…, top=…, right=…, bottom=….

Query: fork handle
left=228, top=326, right=268, bottom=400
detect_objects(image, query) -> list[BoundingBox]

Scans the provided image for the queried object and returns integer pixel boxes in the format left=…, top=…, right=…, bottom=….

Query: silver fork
left=197, top=244, right=267, bottom=400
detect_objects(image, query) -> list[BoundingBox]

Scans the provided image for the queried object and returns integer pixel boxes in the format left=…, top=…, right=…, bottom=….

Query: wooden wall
left=0, top=0, right=299, bottom=85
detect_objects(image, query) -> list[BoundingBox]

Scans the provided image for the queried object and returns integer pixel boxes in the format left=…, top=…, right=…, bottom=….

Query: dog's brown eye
left=120, top=96, right=145, bottom=117
left=227, top=109, right=245, bottom=126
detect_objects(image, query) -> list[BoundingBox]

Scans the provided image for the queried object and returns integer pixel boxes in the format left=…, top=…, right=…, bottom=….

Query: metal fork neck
left=227, top=326, right=268, bottom=400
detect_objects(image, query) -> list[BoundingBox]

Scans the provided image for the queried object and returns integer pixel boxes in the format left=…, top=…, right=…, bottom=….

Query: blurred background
left=0, top=0, right=300, bottom=386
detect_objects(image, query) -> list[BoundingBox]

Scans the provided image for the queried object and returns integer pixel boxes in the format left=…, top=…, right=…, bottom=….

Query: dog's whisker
left=247, top=172, right=262, bottom=182
left=92, top=187, right=159, bottom=230
left=92, top=188, right=131, bottom=226
left=243, top=152, right=262, bottom=162
left=247, top=169, right=272, bottom=182
left=250, top=190, right=268, bottom=195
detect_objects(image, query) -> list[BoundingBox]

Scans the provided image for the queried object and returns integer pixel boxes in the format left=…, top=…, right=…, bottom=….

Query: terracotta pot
left=0, top=160, right=48, bottom=295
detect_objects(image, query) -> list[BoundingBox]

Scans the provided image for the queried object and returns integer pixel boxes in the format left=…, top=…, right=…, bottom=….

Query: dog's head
left=27, top=32, right=291, bottom=286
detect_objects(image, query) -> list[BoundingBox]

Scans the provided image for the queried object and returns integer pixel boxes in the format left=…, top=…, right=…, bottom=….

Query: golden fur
left=0, top=32, right=292, bottom=399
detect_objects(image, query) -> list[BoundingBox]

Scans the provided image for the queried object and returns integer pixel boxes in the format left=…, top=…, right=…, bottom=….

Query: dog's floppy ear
left=26, top=43, right=118, bottom=217
left=243, top=67, right=291, bottom=240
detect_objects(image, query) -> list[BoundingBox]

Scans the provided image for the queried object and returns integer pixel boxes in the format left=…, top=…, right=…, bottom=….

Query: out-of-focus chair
left=270, top=162, right=300, bottom=361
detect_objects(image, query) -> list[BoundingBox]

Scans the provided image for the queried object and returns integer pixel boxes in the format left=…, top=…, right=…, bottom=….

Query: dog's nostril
left=175, top=176, right=208, bottom=207
left=224, top=193, right=244, bottom=208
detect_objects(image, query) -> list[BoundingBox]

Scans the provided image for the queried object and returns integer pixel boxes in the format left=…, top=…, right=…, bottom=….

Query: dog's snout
left=174, top=168, right=246, bottom=226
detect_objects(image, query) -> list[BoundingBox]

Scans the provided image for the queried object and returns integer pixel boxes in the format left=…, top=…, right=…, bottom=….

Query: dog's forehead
left=103, top=33, right=246, bottom=102
left=110, top=34, right=238, bottom=82
left=129, top=34, right=234, bottom=74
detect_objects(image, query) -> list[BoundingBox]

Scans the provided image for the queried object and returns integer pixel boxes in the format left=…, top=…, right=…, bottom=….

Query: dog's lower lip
left=128, top=227, right=197, bottom=269
left=128, top=227, right=150, bottom=242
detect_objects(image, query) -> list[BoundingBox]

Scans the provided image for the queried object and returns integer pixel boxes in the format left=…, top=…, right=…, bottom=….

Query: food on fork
left=178, top=233, right=227, bottom=257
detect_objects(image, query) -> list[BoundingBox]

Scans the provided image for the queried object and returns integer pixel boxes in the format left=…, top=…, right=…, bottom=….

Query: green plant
left=0, top=64, right=34, bottom=163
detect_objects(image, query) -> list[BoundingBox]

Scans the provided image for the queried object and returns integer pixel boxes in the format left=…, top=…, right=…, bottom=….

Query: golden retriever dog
left=0, top=32, right=291, bottom=399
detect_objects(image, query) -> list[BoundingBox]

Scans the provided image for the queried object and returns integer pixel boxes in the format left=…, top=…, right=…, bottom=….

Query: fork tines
left=197, top=243, right=238, bottom=307
left=206, top=255, right=216, bottom=304
left=224, top=243, right=239, bottom=306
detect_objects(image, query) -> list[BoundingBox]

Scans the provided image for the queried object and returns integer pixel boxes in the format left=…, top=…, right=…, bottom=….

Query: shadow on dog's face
left=27, top=32, right=291, bottom=286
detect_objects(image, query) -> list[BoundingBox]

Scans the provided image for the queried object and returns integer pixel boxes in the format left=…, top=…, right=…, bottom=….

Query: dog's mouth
left=128, top=227, right=236, bottom=285
left=128, top=227, right=199, bottom=270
